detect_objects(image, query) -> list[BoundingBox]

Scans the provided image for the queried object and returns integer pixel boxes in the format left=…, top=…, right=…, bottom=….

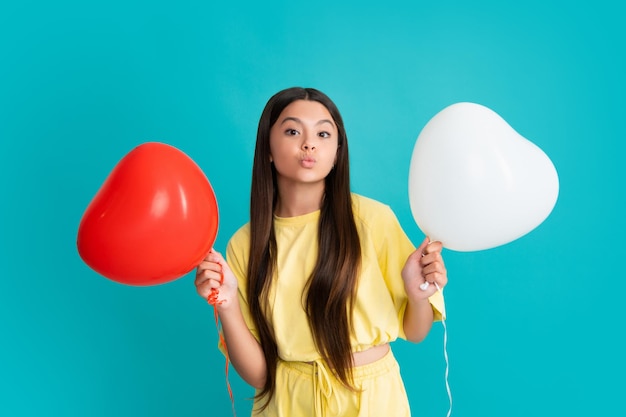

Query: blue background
left=1, top=0, right=624, bottom=416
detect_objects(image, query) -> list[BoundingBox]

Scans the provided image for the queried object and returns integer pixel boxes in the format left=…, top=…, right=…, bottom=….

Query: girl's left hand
left=402, top=237, right=448, bottom=300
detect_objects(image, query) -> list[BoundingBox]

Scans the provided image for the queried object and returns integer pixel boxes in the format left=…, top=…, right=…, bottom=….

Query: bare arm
left=195, top=250, right=267, bottom=389
left=403, top=295, right=434, bottom=343
left=401, top=238, right=448, bottom=343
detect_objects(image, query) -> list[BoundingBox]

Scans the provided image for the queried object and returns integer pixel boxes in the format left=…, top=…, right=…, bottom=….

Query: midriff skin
left=353, top=343, right=390, bottom=366
left=306, top=343, right=390, bottom=367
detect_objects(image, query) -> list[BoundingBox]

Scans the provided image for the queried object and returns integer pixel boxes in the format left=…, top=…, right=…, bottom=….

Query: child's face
left=269, top=99, right=339, bottom=188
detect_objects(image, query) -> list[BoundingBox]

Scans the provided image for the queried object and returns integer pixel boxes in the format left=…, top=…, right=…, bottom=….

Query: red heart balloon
left=77, top=142, right=219, bottom=286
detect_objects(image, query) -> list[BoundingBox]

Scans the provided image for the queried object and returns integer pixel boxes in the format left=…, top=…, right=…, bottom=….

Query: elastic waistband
left=280, top=348, right=398, bottom=382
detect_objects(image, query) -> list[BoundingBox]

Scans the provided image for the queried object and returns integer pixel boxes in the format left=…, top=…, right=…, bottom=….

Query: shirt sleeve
left=214, top=225, right=260, bottom=355
left=374, top=204, right=446, bottom=340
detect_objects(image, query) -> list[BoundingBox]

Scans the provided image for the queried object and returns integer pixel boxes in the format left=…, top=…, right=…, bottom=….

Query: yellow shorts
left=254, top=349, right=410, bottom=417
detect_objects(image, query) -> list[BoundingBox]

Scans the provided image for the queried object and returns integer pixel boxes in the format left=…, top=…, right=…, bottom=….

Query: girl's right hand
left=194, top=249, right=239, bottom=310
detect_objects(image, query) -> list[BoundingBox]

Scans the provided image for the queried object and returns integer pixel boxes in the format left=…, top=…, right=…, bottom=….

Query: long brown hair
left=247, top=87, right=362, bottom=409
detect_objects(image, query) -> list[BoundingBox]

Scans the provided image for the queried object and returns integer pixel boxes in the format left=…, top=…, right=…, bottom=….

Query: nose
left=302, top=134, right=316, bottom=151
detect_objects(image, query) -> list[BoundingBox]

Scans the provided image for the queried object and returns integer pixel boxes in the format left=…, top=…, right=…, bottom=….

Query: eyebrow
left=280, top=116, right=336, bottom=128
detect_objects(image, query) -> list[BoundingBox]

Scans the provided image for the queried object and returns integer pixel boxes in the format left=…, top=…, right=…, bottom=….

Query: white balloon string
left=435, top=283, right=452, bottom=417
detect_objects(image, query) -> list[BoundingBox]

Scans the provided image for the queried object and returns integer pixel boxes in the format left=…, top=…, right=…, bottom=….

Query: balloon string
left=440, top=310, right=452, bottom=417
left=435, top=283, right=452, bottom=417
left=207, top=284, right=236, bottom=417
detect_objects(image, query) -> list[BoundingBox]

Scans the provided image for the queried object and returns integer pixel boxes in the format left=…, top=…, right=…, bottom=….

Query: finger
left=195, top=263, right=222, bottom=286
left=197, top=275, right=222, bottom=289
left=200, top=248, right=226, bottom=265
left=194, top=267, right=223, bottom=286
left=208, top=247, right=222, bottom=258
left=208, top=251, right=233, bottom=281
left=420, top=251, right=443, bottom=268
left=197, top=260, right=223, bottom=273
left=423, top=240, right=443, bottom=255
left=422, top=260, right=446, bottom=276
left=201, top=248, right=216, bottom=262
left=194, top=273, right=222, bottom=288
left=423, top=270, right=444, bottom=284
left=423, top=268, right=448, bottom=288
left=195, top=278, right=222, bottom=299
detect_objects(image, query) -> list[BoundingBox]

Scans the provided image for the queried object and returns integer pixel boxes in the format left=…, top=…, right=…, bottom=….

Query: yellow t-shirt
left=225, top=193, right=445, bottom=362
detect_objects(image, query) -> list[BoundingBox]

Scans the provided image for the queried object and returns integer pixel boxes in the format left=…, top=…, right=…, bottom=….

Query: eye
left=318, top=131, right=331, bottom=139
left=285, top=128, right=299, bottom=136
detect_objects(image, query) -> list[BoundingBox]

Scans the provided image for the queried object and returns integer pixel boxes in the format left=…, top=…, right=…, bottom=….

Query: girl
left=195, top=87, right=447, bottom=416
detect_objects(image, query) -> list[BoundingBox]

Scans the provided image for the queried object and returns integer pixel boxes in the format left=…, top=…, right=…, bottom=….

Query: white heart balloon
left=408, top=102, right=559, bottom=252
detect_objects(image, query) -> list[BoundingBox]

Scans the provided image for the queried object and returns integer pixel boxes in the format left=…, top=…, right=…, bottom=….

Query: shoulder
left=225, top=223, right=251, bottom=278
left=351, top=193, right=396, bottom=223
left=227, top=222, right=251, bottom=252
left=229, top=222, right=250, bottom=242
left=351, top=193, right=415, bottom=254
left=226, top=222, right=250, bottom=257
left=351, top=193, right=404, bottom=237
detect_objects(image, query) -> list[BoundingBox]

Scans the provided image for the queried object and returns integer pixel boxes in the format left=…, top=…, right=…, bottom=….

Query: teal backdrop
left=1, top=1, right=624, bottom=416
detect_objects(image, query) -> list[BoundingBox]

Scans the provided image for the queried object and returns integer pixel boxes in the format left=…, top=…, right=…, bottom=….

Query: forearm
left=218, top=302, right=267, bottom=389
left=403, top=297, right=434, bottom=343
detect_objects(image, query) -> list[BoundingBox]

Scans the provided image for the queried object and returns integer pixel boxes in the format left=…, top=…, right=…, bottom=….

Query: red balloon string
left=207, top=278, right=236, bottom=416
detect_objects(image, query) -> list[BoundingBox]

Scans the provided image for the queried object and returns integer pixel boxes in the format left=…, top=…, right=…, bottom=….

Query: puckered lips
left=299, top=154, right=316, bottom=168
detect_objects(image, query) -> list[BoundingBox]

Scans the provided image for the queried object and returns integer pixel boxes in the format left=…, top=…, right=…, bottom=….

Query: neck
left=274, top=181, right=325, bottom=217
